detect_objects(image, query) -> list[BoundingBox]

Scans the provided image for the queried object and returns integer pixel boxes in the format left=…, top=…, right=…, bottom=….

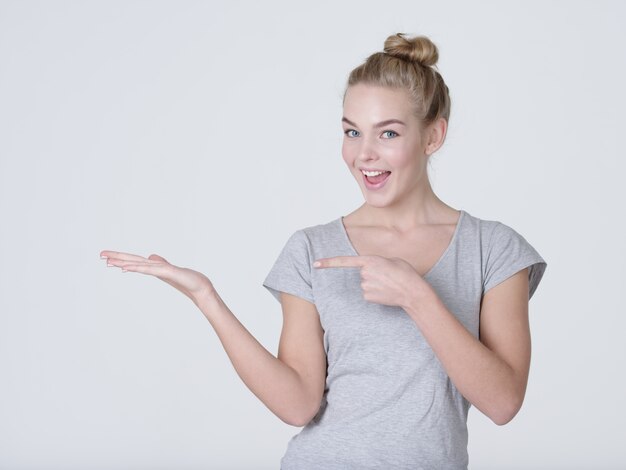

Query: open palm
left=100, top=250, right=215, bottom=306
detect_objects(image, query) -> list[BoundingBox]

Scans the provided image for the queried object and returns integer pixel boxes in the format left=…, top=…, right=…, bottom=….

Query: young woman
left=101, top=33, right=547, bottom=469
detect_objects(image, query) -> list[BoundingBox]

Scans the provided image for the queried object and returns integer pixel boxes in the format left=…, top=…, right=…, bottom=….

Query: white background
left=1, top=1, right=624, bottom=469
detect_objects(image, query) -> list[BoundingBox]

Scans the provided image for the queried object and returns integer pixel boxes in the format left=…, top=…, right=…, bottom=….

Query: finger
left=313, top=255, right=368, bottom=268
left=119, top=263, right=173, bottom=276
left=106, top=257, right=162, bottom=268
left=100, top=250, right=150, bottom=262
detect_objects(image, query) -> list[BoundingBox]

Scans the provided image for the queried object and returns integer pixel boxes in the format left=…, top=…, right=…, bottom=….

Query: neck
left=356, top=180, right=457, bottom=232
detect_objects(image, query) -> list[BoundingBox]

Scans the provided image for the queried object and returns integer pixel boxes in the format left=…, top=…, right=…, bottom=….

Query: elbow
left=282, top=401, right=322, bottom=428
left=289, top=414, right=312, bottom=428
left=284, top=411, right=313, bottom=428
left=492, top=409, right=516, bottom=426
left=490, top=392, right=524, bottom=426
left=290, top=403, right=321, bottom=427
left=280, top=376, right=325, bottom=427
left=278, top=410, right=307, bottom=427
left=280, top=415, right=305, bottom=427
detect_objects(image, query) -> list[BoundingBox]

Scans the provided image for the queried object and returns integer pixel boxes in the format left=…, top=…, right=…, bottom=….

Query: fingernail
left=313, top=261, right=321, bottom=267
left=107, top=262, right=113, bottom=267
left=100, top=255, right=108, bottom=259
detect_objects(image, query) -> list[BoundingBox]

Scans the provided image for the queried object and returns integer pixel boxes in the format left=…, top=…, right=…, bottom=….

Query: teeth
left=361, top=170, right=389, bottom=176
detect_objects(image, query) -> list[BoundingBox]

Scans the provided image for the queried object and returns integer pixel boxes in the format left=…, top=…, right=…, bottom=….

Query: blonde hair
left=345, top=33, right=451, bottom=138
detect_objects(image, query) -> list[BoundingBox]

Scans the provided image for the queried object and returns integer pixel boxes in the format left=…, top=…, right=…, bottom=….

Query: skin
left=101, top=83, right=532, bottom=426
left=340, top=83, right=453, bottom=229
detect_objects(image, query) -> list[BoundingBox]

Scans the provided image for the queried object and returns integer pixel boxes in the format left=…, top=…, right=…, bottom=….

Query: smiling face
left=341, top=83, right=432, bottom=208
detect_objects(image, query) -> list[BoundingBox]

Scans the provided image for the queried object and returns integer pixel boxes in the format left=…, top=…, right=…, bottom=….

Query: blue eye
left=382, top=130, right=398, bottom=138
left=344, top=129, right=359, bottom=138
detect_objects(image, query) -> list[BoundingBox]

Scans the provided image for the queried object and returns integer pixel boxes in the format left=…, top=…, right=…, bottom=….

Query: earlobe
left=426, top=118, right=447, bottom=155
left=425, top=136, right=439, bottom=156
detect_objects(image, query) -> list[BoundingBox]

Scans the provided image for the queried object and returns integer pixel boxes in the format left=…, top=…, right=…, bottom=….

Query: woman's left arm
left=403, top=267, right=531, bottom=426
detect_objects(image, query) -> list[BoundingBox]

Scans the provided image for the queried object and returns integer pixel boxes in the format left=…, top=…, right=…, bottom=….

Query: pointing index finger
left=313, top=256, right=368, bottom=268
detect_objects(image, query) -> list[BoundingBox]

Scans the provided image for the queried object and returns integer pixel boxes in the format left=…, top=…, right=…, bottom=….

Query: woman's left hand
left=313, top=255, right=433, bottom=309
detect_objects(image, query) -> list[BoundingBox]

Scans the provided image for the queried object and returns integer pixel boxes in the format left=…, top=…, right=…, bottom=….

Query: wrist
left=402, top=276, right=438, bottom=319
left=194, top=285, right=223, bottom=314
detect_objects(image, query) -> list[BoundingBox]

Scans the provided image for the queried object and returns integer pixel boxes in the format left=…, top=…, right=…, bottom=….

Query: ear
left=424, top=117, right=448, bottom=156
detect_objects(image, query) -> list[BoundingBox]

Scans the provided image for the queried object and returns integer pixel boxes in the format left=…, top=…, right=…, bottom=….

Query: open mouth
left=363, top=171, right=391, bottom=184
left=361, top=170, right=391, bottom=189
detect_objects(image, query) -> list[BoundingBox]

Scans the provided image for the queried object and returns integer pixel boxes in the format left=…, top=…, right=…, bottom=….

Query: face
left=341, top=83, right=431, bottom=207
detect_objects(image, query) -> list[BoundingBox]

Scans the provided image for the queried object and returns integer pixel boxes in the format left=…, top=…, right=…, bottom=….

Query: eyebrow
left=342, top=117, right=407, bottom=128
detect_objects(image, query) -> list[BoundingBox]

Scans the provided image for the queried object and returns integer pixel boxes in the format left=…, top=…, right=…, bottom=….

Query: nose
left=356, top=134, right=379, bottom=163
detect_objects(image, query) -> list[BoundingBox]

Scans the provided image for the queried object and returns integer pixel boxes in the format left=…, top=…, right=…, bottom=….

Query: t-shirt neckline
left=337, top=209, right=465, bottom=279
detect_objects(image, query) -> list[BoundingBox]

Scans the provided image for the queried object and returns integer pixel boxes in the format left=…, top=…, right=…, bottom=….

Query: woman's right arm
left=197, top=289, right=326, bottom=427
left=101, top=249, right=327, bottom=427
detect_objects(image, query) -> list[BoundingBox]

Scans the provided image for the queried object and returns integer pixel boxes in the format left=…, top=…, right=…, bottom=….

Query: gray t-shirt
left=262, top=209, right=547, bottom=470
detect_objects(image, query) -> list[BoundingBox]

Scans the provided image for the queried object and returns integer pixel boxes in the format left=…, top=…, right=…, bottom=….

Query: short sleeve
left=262, top=229, right=315, bottom=305
left=483, top=222, right=547, bottom=300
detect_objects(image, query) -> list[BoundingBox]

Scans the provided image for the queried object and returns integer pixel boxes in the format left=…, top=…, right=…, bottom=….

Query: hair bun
left=383, top=33, right=439, bottom=67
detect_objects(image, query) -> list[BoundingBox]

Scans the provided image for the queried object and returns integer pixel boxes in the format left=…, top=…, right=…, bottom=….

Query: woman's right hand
left=100, top=250, right=217, bottom=308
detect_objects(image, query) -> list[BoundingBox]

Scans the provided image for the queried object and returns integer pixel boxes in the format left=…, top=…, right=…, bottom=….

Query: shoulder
left=461, top=210, right=528, bottom=249
left=464, top=211, right=547, bottom=299
left=458, top=209, right=503, bottom=249
left=293, top=217, right=344, bottom=249
left=269, top=218, right=341, bottom=264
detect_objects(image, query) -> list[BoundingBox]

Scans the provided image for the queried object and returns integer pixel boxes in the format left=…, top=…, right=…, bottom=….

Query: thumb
left=148, top=254, right=168, bottom=263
